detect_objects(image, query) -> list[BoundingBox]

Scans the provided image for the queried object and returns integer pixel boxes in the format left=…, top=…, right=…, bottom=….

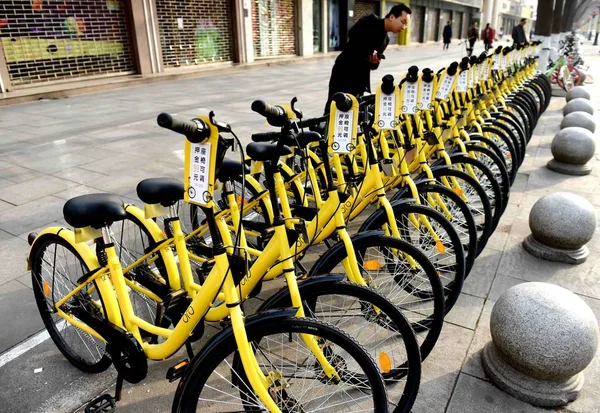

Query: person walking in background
left=443, top=20, right=452, bottom=50
left=499, top=27, right=504, bottom=39
left=481, top=23, right=495, bottom=51
left=512, top=18, right=527, bottom=46
left=467, top=21, right=479, bottom=56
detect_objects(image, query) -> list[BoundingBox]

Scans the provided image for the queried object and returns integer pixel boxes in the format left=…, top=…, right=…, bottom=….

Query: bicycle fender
left=172, top=308, right=299, bottom=411
left=257, top=275, right=346, bottom=312
left=26, top=227, right=100, bottom=271
left=390, top=179, right=436, bottom=201
left=357, top=197, right=417, bottom=234
left=306, top=231, right=386, bottom=278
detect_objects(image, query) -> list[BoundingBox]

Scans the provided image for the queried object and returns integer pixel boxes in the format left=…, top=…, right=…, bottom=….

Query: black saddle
left=281, top=131, right=322, bottom=148
left=217, top=158, right=250, bottom=182
left=137, top=178, right=184, bottom=207
left=63, top=193, right=127, bottom=229
left=246, top=142, right=292, bottom=162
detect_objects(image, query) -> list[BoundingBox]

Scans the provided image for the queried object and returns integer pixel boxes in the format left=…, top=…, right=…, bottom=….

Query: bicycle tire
left=30, top=234, right=112, bottom=373
left=173, top=316, right=389, bottom=413
left=307, top=233, right=445, bottom=361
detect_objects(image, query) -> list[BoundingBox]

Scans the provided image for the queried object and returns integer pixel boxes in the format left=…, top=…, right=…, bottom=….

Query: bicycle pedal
left=166, top=359, right=189, bottom=383
left=85, top=394, right=116, bottom=413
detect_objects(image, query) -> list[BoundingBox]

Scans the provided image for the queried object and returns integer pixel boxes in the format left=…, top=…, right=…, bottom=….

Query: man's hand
left=368, top=51, right=382, bottom=64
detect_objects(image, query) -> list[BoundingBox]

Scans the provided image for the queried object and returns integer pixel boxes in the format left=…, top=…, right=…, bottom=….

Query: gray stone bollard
left=566, top=86, right=591, bottom=102
left=482, top=282, right=599, bottom=407
left=560, top=111, right=596, bottom=133
left=547, top=127, right=596, bottom=176
left=523, top=192, right=596, bottom=264
left=563, top=98, right=594, bottom=116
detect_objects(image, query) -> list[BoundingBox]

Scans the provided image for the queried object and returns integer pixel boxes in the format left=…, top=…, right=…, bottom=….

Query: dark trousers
left=443, top=42, right=450, bottom=50
left=484, top=42, right=491, bottom=51
left=467, top=39, right=476, bottom=56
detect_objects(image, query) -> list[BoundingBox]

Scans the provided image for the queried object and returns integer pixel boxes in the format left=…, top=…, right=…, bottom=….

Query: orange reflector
left=379, top=352, right=392, bottom=373
left=453, top=188, right=464, bottom=196
left=364, top=260, right=383, bottom=271
left=508, top=153, right=512, bottom=159
left=43, top=280, right=50, bottom=297
left=436, top=240, right=446, bottom=254
left=236, top=195, right=249, bottom=206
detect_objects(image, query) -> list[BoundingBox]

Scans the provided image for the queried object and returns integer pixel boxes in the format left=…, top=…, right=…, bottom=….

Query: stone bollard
left=522, top=192, right=596, bottom=264
left=563, top=98, right=594, bottom=116
left=566, top=86, right=591, bottom=102
left=547, top=127, right=596, bottom=176
left=482, top=282, right=599, bottom=407
left=560, top=111, right=596, bottom=133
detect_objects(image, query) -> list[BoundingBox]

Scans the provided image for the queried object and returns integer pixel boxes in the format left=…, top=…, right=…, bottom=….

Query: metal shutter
left=156, top=0, right=234, bottom=68
left=452, top=11, right=462, bottom=39
left=0, top=0, right=133, bottom=87
left=410, top=6, right=424, bottom=43
left=426, top=8, right=439, bottom=42
left=252, top=0, right=297, bottom=57
left=353, top=1, right=378, bottom=23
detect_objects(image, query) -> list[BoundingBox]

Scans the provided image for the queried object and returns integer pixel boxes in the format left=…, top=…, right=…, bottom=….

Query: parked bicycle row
left=26, top=41, right=551, bottom=413
left=547, top=32, right=593, bottom=91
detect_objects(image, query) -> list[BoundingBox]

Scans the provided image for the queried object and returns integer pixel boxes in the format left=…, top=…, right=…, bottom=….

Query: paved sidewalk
left=1, top=40, right=599, bottom=413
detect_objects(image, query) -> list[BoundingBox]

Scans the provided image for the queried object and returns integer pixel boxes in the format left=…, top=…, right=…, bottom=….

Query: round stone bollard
left=560, top=111, right=596, bottom=133
left=523, top=192, right=596, bottom=264
left=566, top=86, right=591, bottom=102
left=482, top=282, right=599, bottom=407
left=563, top=98, right=594, bottom=116
left=547, top=127, right=596, bottom=176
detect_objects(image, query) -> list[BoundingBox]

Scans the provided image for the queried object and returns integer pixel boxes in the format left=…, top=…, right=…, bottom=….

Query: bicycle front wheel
left=173, top=316, right=389, bottom=412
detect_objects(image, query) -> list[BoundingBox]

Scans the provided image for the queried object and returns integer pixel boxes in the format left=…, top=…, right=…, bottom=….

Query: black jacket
left=443, top=25, right=452, bottom=42
left=512, top=24, right=526, bottom=45
left=328, top=14, right=389, bottom=99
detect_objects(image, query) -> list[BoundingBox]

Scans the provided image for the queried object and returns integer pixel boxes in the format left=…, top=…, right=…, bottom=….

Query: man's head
left=472, top=21, right=478, bottom=28
left=520, top=18, right=527, bottom=26
left=385, top=3, right=412, bottom=33
left=486, top=23, right=490, bottom=28
left=447, top=20, right=451, bottom=25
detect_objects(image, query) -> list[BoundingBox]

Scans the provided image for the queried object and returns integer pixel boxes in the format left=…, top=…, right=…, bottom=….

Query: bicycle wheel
left=173, top=316, right=389, bottom=412
left=432, top=168, right=493, bottom=255
left=393, top=183, right=478, bottom=276
left=359, top=203, right=465, bottom=314
left=308, top=233, right=445, bottom=361
left=276, top=281, right=422, bottom=412
left=481, top=125, right=519, bottom=184
left=30, top=234, right=112, bottom=373
left=465, top=144, right=510, bottom=210
left=451, top=155, right=505, bottom=229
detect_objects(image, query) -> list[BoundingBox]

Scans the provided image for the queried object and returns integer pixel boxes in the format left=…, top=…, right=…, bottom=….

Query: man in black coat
left=443, top=21, right=452, bottom=50
left=512, top=18, right=527, bottom=45
left=324, top=4, right=411, bottom=113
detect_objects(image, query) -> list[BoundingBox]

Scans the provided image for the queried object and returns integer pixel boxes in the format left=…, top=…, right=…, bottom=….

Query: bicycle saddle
left=246, top=142, right=292, bottom=162
left=63, top=193, right=127, bottom=229
left=217, top=158, right=250, bottom=182
left=137, top=177, right=184, bottom=207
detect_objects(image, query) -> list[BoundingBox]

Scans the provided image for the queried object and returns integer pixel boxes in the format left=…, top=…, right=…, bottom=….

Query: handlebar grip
left=469, top=55, right=478, bottom=65
left=298, top=115, right=327, bottom=130
left=447, top=61, right=459, bottom=76
left=251, top=131, right=281, bottom=142
left=251, top=100, right=288, bottom=127
left=157, top=113, right=211, bottom=143
left=406, top=65, right=419, bottom=83
left=332, top=92, right=353, bottom=112
left=422, top=68, right=434, bottom=83
left=459, top=57, right=470, bottom=70
left=381, top=74, right=395, bottom=95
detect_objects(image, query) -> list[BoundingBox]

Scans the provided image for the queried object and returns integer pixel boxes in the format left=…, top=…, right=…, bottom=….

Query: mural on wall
left=195, top=19, right=222, bottom=61
left=0, top=0, right=126, bottom=64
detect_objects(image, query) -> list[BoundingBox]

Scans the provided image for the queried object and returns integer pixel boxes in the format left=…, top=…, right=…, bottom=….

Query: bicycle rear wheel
left=30, top=233, right=112, bottom=373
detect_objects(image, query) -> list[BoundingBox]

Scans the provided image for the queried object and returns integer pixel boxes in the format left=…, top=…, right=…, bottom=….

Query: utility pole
left=536, top=0, right=555, bottom=72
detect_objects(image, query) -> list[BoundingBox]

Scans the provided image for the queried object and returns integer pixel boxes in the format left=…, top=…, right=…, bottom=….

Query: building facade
left=0, top=0, right=481, bottom=93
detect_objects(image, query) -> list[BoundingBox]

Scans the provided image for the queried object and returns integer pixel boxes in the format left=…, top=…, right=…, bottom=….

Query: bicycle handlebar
left=251, top=100, right=288, bottom=127
left=157, top=113, right=211, bottom=143
left=332, top=92, right=353, bottom=111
